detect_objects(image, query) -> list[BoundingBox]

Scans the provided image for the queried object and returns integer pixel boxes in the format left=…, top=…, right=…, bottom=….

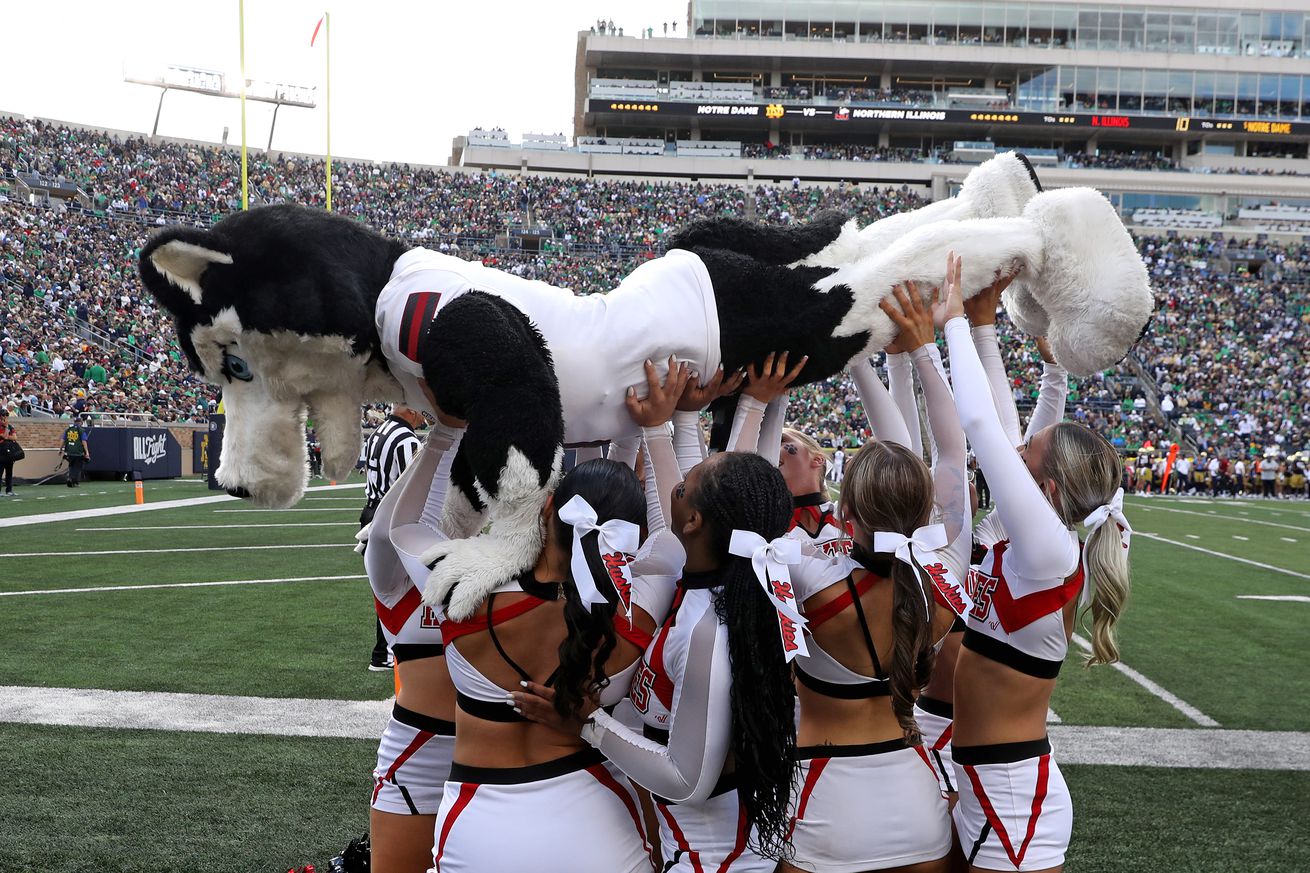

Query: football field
left=1, top=478, right=1307, bottom=872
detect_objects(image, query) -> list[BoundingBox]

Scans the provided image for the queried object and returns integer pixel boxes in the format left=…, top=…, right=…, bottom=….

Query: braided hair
left=550, top=459, right=646, bottom=719
left=687, top=451, right=797, bottom=859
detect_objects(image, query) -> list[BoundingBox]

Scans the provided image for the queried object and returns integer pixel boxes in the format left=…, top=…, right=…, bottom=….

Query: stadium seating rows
left=1, top=117, right=1306, bottom=459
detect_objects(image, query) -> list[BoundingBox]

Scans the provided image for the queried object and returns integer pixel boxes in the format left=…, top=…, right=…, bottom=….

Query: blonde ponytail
left=1039, top=422, right=1132, bottom=668
left=1081, top=520, right=1129, bottom=666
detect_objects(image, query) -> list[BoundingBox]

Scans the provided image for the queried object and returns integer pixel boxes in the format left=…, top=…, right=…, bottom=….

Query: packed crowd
left=1138, top=235, right=1310, bottom=461
left=2, top=116, right=1307, bottom=462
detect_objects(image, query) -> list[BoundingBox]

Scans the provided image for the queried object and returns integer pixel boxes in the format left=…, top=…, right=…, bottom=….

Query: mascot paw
left=421, top=534, right=533, bottom=621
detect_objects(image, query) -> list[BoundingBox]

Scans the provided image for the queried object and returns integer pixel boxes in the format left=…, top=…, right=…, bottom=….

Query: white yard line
left=1070, top=634, right=1219, bottom=727
left=1237, top=595, right=1310, bottom=603
left=0, top=575, right=365, bottom=597
left=0, top=543, right=353, bottom=558
left=1, top=686, right=1301, bottom=769
left=1130, top=503, right=1310, bottom=533
left=1046, top=708, right=1062, bottom=724
left=1136, top=533, right=1310, bottom=581
left=1233, top=535, right=1250, bottom=541
left=0, top=482, right=364, bottom=529
left=78, top=523, right=358, bottom=531
left=0, top=685, right=391, bottom=740
left=212, top=508, right=357, bottom=513
left=1282, top=537, right=1299, bottom=543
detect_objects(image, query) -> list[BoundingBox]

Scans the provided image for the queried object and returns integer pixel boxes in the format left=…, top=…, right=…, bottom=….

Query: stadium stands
left=1, top=115, right=1305, bottom=460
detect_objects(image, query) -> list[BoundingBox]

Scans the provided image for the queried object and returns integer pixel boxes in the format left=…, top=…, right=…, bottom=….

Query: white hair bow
left=728, top=530, right=808, bottom=662
left=557, top=495, right=641, bottom=618
left=1078, top=487, right=1132, bottom=608
left=872, top=523, right=949, bottom=622
left=1082, top=487, right=1132, bottom=548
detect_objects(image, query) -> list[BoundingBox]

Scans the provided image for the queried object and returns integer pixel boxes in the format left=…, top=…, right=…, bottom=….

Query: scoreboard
left=587, top=99, right=1307, bottom=136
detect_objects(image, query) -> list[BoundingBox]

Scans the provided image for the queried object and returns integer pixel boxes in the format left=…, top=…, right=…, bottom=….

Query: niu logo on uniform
left=969, top=570, right=999, bottom=622
left=630, top=663, right=657, bottom=714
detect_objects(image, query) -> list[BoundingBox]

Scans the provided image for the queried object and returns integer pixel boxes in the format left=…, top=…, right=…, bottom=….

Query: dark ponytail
left=840, top=440, right=938, bottom=744
left=549, top=459, right=646, bottom=720
left=689, top=451, right=797, bottom=859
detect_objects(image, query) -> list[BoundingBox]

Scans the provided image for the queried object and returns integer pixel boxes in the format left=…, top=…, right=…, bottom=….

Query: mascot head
left=139, top=204, right=409, bottom=507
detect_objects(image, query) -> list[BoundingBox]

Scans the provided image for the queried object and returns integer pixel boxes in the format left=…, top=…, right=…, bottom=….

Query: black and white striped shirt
left=363, top=415, right=420, bottom=506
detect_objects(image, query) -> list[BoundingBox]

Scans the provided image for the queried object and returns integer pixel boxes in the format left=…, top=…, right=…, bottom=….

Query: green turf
left=1063, top=765, right=1310, bottom=872
left=0, top=722, right=1304, bottom=873
left=0, top=722, right=374, bottom=873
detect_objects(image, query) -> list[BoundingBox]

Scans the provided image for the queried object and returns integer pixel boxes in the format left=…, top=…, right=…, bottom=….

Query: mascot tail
left=667, top=209, right=850, bottom=265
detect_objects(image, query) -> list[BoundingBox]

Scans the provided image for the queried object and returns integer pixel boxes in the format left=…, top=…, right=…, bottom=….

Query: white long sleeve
left=609, top=435, right=641, bottom=471
left=910, top=344, right=968, bottom=547
left=726, top=395, right=768, bottom=454
left=757, top=397, right=788, bottom=466
left=581, top=609, right=733, bottom=804
left=970, top=324, right=1023, bottom=448
left=672, top=410, right=707, bottom=477
left=852, top=359, right=912, bottom=449
left=641, top=424, right=682, bottom=534
left=1024, top=362, right=1069, bottom=441
left=945, top=318, right=1079, bottom=592
left=886, top=352, right=923, bottom=456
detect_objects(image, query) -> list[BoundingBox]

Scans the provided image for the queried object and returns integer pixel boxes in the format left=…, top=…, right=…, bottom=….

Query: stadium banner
left=84, top=427, right=183, bottom=479
left=586, top=100, right=1309, bottom=136
left=193, top=430, right=211, bottom=475
left=207, top=414, right=225, bottom=491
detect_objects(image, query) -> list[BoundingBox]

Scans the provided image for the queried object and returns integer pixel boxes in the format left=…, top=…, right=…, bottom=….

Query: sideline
left=0, top=482, right=364, bottom=529
left=0, top=543, right=354, bottom=559
left=1137, top=503, right=1310, bottom=534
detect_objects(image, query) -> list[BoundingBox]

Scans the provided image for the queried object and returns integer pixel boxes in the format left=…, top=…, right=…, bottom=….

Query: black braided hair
left=687, top=451, right=798, bottom=860
left=550, top=459, right=645, bottom=720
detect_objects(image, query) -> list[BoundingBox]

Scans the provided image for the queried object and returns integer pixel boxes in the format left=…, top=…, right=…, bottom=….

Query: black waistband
left=392, top=702, right=456, bottom=736
left=795, top=663, right=890, bottom=699
left=950, top=615, right=967, bottom=634
left=915, top=695, right=954, bottom=720
left=392, top=642, right=444, bottom=664
left=457, top=690, right=526, bottom=723
left=643, top=724, right=670, bottom=745
left=962, top=628, right=1064, bottom=680
left=655, top=770, right=738, bottom=806
left=795, top=738, right=910, bottom=760
left=953, top=737, right=1051, bottom=766
left=448, top=747, right=605, bottom=785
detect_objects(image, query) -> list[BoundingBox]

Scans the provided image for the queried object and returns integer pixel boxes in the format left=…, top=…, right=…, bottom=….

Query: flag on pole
left=310, top=15, right=325, bottom=47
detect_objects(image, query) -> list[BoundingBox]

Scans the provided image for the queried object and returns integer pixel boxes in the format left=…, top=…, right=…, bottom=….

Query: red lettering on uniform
left=819, top=539, right=853, bottom=556
left=602, top=551, right=634, bottom=611
left=779, top=613, right=800, bottom=653
left=923, top=562, right=966, bottom=615
left=630, top=662, right=657, bottom=713
left=420, top=604, right=441, bottom=629
left=970, top=573, right=999, bottom=621
left=769, top=579, right=795, bottom=603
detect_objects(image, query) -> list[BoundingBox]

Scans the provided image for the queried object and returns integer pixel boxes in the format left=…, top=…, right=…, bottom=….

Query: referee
left=360, top=405, right=425, bottom=671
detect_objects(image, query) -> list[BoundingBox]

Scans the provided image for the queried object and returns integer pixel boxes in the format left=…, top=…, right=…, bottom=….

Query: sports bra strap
left=805, top=572, right=879, bottom=630
left=615, top=617, right=654, bottom=650
left=484, top=592, right=560, bottom=688
left=439, top=592, right=552, bottom=646
left=846, top=574, right=887, bottom=681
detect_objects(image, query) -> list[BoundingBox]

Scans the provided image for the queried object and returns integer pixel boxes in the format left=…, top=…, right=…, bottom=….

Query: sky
left=0, top=0, right=689, bottom=165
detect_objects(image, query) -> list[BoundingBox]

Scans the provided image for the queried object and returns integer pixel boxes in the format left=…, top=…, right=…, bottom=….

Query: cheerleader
left=516, top=450, right=802, bottom=871
left=915, top=272, right=1068, bottom=808
left=781, top=283, right=971, bottom=873
left=363, top=420, right=463, bottom=873
left=398, top=363, right=690, bottom=873
left=940, top=252, right=1131, bottom=873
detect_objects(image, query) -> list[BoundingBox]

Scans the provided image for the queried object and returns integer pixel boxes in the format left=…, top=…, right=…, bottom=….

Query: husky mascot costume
left=138, top=153, right=1152, bottom=618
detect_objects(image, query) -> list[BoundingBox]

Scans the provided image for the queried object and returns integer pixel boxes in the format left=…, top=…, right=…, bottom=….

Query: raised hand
left=509, top=681, right=590, bottom=736
left=743, top=351, right=809, bottom=404
left=961, top=265, right=1020, bottom=327
left=626, top=355, right=692, bottom=427
left=941, top=251, right=966, bottom=323
left=677, top=364, right=746, bottom=412
left=878, top=280, right=937, bottom=350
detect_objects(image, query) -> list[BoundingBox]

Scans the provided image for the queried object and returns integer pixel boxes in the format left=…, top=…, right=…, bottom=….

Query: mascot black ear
left=139, top=227, right=233, bottom=316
